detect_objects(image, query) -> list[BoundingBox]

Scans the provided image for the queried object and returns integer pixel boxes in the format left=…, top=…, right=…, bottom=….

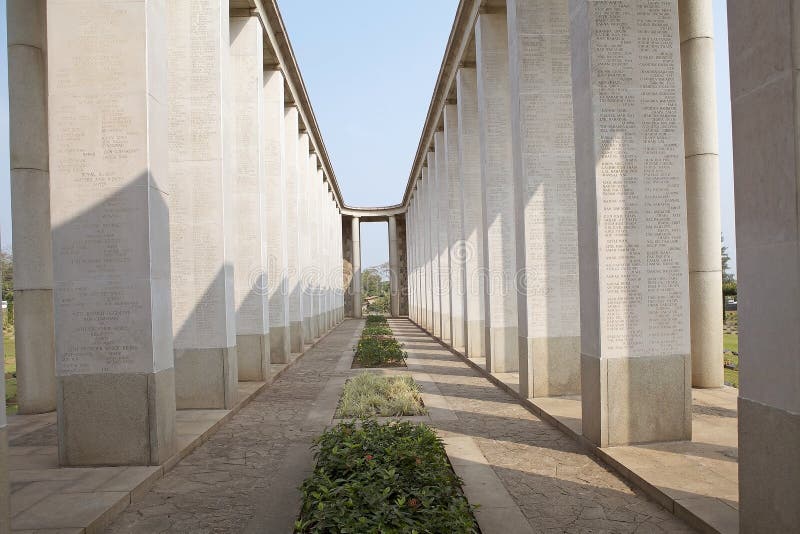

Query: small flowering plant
left=295, top=420, right=478, bottom=533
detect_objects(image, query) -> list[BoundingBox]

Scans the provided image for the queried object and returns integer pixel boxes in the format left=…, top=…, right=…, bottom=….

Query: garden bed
left=335, top=374, right=427, bottom=419
left=296, top=420, right=478, bottom=533
left=353, top=315, right=407, bottom=368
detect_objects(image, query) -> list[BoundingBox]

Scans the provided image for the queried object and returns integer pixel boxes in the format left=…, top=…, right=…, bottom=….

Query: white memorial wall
left=476, top=13, right=519, bottom=373
left=230, top=16, right=270, bottom=382
left=570, top=0, right=691, bottom=446
left=264, top=70, right=292, bottom=363
left=508, top=0, right=580, bottom=398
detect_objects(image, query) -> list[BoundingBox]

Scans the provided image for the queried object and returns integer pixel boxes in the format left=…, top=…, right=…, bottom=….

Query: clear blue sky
left=0, top=0, right=736, bottom=273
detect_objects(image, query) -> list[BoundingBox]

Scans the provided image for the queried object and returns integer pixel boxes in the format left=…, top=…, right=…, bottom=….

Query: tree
left=721, top=235, right=737, bottom=299
left=0, top=250, right=12, bottom=303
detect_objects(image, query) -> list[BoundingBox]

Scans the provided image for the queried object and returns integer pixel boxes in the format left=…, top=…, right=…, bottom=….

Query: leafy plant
left=296, top=421, right=478, bottom=533
left=355, top=336, right=406, bottom=367
left=336, top=374, right=427, bottom=418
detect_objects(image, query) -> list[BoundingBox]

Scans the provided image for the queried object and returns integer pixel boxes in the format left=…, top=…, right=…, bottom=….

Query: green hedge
left=296, top=421, right=478, bottom=533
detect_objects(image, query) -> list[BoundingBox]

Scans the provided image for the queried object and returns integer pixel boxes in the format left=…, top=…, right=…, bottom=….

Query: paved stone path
left=106, top=318, right=694, bottom=533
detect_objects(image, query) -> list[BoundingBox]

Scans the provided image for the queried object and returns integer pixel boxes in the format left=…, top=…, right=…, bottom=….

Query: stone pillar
left=396, top=214, right=409, bottom=316
left=476, top=12, right=518, bottom=373
left=508, top=0, right=580, bottom=398
left=49, top=0, right=176, bottom=464
left=411, top=195, right=421, bottom=324
left=0, top=232, right=8, bottom=534
left=444, top=104, right=466, bottom=352
left=342, top=217, right=354, bottom=316
left=389, top=215, right=401, bottom=317
left=230, top=15, right=270, bottom=381
left=570, top=0, right=691, bottom=446
left=728, top=2, right=800, bottom=530
left=457, top=67, right=486, bottom=359
left=8, top=0, right=57, bottom=414
left=435, top=133, right=452, bottom=344
left=168, top=0, right=237, bottom=410
left=298, top=133, right=313, bottom=342
left=264, top=70, right=291, bottom=363
left=679, top=0, right=723, bottom=388
left=351, top=217, right=362, bottom=318
left=422, top=164, right=435, bottom=332
left=284, top=107, right=305, bottom=351
left=427, top=153, right=442, bottom=338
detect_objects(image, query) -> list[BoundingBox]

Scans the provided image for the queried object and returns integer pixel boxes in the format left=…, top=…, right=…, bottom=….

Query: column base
left=290, top=322, right=304, bottom=353
left=57, top=368, right=176, bottom=466
left=440, top=312, right=452, bottom=345
left=465, top=320, right=485, bottom=358
left=236, top=334, right=270, bottom=381
left=486, top=326, right=518, bottom=373
left=739, top=397, right=800, bottom=532
left=302, top=316, right=313, bottom=341
left=689, top=269, right=724, bottom=387
left=175, top=347, right=238, bottom=409
left=451, top=314, right=466, bottom=353
left=433, top=312, right=441, bottom=338
left=15, top=289, right=57, bottom=414
left=518, top=336, right=581, bottom=398
left=269, top=325, right=291, bottom=364
left=581, top=353, right=691, bottom=447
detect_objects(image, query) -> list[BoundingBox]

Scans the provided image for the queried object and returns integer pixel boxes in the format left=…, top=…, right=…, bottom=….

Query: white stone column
left=406, top=201, right=414, bottom=322
left=411, top=196, right=420, bottom=324
left=422, top=164, right=435, bottom=332
left=679, top=0, right=723, bottom=388
left=8, top=0, right=56, bottom=414
left=284, top=106, right=305, bottom=351
left=508, top=0, right=580, bottom=398
left=351, top=217, right=362, bottom=318
left=444, top=104, right=466, bottom=352
left=168, top=0, right=237, bottom=410
left=49, top=0, right=176, bottom=464
left=427, top=152, right=442, bottom=338
left=728, top=2, right=800, bottom=529
left=476, top=13, right=519, bottom=373
left=435, top=133, right=452, bottom=344
left=298, top=133, right=313, bottom=342
left=264, top=70, right=291, bottom=363
left=457, top=67, right=486, bottom=359
left=0, top=231, right=9, bottom=533
left=310, top=158, right=323, bottom=337
left=230, top=15, right=270, bottom=381
left=389, top=215, right=400, bottom=317
left=570, top=0, right=691, bottom=446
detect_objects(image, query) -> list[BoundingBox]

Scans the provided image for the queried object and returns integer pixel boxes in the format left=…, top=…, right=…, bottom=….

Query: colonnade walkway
left=68, top=317, right=693, bottom=533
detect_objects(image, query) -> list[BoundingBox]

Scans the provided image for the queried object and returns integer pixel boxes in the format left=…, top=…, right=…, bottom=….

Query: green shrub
left=355, top=336, right=406, bottom=367
left=296, top=421, right=477, bottom=533
left=362, top=324, right=393, bottom=336
left=365, top=314, right=389, bottom=326
left=336, top=374, right=427, bottom=418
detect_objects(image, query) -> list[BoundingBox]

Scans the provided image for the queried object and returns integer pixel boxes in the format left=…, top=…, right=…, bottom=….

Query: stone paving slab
left=392, top=319, right=696, bottom=534
left=7, top=329, right=322, bottom=533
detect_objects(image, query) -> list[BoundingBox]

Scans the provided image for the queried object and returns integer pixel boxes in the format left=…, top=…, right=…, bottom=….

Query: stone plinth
left=48, top=0, right=176, bottom=465
left=231, top=15, right=270, bottom=381
left=168, top=0, right=237, bottom=410
left=8, top=0, right=56, bottom=414
left=728, top=1, right=800, bottom=530
left=476, top=13, right=519, bottom=373
left=264, top=70, right=291, bottom=363
left=570, top=0, right=691, bottom=446
left=284, top=107, right=305, bottom=350
left=508, top=0, right=580, bottom=398
left=456, top=67, right=486, bottom=359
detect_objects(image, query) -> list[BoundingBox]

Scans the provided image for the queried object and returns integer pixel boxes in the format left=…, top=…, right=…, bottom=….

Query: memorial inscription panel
left=591, top=1, right=689, bottom=358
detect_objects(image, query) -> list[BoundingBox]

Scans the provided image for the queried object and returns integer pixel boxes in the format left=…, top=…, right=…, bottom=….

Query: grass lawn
left=336, top=373, right=426, bottom=418
left=4, top=327, right=17, bottom=415
left=723, top=333, right=739, bottom=388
